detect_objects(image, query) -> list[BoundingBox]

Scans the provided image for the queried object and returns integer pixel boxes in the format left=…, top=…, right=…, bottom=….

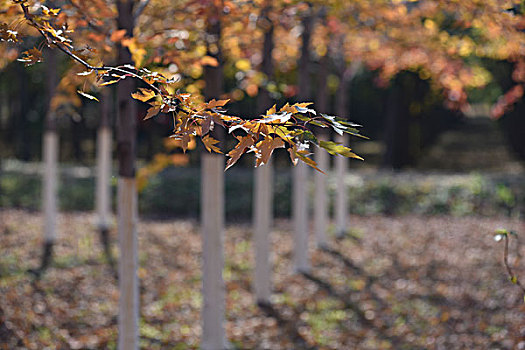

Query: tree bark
left=201, top=9, right=227, bottom=350
left=293, top=6, right=313, bottom=273
left=115, top=2, right=139, bottom=349
left=253, top=6, right=274, bottom=305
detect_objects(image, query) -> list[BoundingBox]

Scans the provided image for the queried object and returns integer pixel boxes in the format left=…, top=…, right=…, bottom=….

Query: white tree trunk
left=335, top=134, right=348, bottom=238
left=117, top=177, right=139, bottom=350
left=96, top=127, right=112, bottom=230
left=253, top=161, right=273, bottom=304
left=201, top=153, right=227, bottom=350
left=43, top=131, right=58, bottom=244
left=293, top=161, right=309, bottom=273
left=314, top=137, right=328, bottom=248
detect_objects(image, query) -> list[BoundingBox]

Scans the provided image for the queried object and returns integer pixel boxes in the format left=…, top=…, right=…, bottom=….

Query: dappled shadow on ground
left=0, top=210, right=524, bottom=349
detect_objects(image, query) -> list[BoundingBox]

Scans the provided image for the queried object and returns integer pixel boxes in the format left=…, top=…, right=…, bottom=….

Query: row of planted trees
left=2, top=1, right=525, bottom=349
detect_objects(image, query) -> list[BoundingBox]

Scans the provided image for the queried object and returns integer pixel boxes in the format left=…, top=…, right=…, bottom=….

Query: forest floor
left=1, top=209, right=524, bottom=349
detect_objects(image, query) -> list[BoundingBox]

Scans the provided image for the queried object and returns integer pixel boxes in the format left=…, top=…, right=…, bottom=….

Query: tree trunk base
left=99, top=227, right=118, bottom=280
left=28, top=241, right=54, bottom=277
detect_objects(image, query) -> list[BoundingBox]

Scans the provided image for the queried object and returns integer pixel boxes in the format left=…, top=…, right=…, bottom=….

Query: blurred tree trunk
left=15, top=64, right=30, bottom=160
left=96, top=88, right=115, bottom=274
left=314, top=52, right=329, bottom=248
left=382, top=79, right=410, bottom=169
left=334, top=61, right=358, bottom=238
left=115, top=1, right=139, bottom=349
left=201, top=8, right=227, bottom=350
left=40, top=49, right=58, bottom=272
left=253, top=4, right=274, bottom=306
left=293, top=5, right=313, bottom=273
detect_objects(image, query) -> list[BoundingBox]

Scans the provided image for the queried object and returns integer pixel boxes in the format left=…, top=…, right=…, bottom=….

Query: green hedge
left=1, top=164, right=523, bottom=218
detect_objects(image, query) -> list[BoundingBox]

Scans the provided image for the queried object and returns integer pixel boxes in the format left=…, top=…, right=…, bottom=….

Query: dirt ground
left=1, top=209, right=524, bottom=349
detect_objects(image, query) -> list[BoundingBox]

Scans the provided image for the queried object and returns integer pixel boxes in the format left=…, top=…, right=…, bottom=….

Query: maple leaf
left=202, top=135, right=222, bottom=153
left=131, top=88, right=156, bottom=102
left=255, top=137, right=285, bottom=167
left=226, top=135, right=255, bottom=170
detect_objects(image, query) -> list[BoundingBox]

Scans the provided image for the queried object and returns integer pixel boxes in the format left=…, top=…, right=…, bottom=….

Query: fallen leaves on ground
left=0, top=209, right=524, bottom=349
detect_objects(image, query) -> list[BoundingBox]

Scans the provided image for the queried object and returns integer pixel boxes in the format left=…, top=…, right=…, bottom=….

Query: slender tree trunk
left=293, top=7, right=313, bottom=273
left=253, top=7, right=274, bottom=305
left=96, top=88, right=115, bottom=273
left=201, top=10, right=227, bottom=350
left=334, top=64, right=353, bottom=238
left=116, top=2, right=139, bottom=349
left=40, top=49, right=58, bottom=272
left=313, top=53, right=329, bottom=248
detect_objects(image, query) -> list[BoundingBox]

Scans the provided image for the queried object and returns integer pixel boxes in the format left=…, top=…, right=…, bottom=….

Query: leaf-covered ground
left=1, top=209, right=524, bottom=349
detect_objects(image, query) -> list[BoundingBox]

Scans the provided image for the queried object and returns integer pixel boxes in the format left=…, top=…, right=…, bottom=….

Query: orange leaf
left=110, top=29, right=127, bottom=42
left=200, top=55, right=219, bottom=67
left=131, top=88, right=156, bottom=102
left=202, top=135, right=222, bottom=153
left=206, top=99, right=230, bottom=109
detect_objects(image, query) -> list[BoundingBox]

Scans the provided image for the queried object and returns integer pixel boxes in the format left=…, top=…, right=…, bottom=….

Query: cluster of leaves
left=132, top=90, right=364, bottom=170
left=0, top=0, right=364, bottom=171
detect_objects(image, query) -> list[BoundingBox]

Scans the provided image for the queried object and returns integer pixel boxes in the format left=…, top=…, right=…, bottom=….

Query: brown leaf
left=256, top=137, right=284, bottom=167
left=226, top=135, right=255, bottom=170
left=144, top=106, right=160, bottom=120
left=206, top=99, right=230, bottom=109
left=202, top=135, right=222, bottom=153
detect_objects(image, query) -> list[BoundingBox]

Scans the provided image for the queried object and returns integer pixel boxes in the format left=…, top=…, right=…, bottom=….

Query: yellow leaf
left=131, top=88, right=156, bottom=102
left=235, top=58, right=251, bottom=71
left=265, top=104, right=276, bottom=116
left=77, top=90, right=99, bottom=102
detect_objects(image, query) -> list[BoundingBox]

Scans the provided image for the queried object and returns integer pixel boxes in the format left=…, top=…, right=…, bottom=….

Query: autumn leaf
left=265, top=104, right=276, bottom=116
left=319, top=140, right=363, bottom=160
left=77, top=90, right=99, bottom=101
left=144, top=106, right=160, bottom=120
left=131, top=88, right=156, bottom=102
left=17, top=47, right=42, bottom=65
left=205, top=99, right=230, bottom=109
left=226, top=135, right=255, bottom=170
left=202, top=135, right=222, bottom=153
left=200, top=55, right=219, bottom=67
left=296, top=150, right=325, bottom=173
left=255, top=137, right=284, bottom=167
left=201, top=116, right=213, bottom=135
left=110, top=29, right=126, bottom=42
